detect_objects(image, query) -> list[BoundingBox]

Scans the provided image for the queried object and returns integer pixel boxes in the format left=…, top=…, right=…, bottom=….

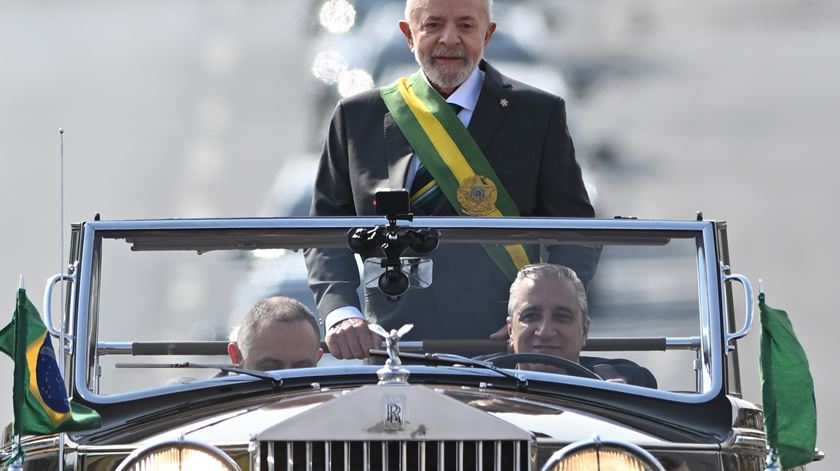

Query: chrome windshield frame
left=72, top=216, right=725, bottom=405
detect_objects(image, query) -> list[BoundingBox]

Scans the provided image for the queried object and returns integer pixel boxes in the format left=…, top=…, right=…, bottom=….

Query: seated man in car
left=228, top=296, right=323, bottom=371
left=506, top=263, right=656, bottom=388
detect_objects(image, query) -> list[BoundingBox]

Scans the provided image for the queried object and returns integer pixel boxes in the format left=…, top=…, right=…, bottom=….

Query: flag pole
left=11, top=276, right=24, bottom=469
left=57, top=128, right=66, bottom=471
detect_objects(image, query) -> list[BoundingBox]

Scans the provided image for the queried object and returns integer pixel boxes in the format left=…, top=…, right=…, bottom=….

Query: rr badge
left=383, top=395, right=405, bottom=430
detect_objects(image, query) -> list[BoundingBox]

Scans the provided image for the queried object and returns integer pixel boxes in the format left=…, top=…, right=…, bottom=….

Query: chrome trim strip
left=721, top=428, right=767, bottom=451
left=477, top=441, right=482, bottom=470
left=456, top=441, right=463, bottom=471
left=382, top=441, right=388, bottom=471
left=324, top=441, right=330, bottom=470
left=438, top=441, right=444, bottom=470
left=74, top=224, right=97, bottom=401
left=401, top=441, right=407, bottom=471
left=306, top=441, right=312, bottom=471
left=419, top=441, right=426, bottom=470
left=267, top=441, right=274, bottom=471
left=494, top=441, right=501, bottom=471
left=535, top=438, right=722, bottom=451
left=702, top=224, right=725, bottom=395
left=84, top=217, right=712, bottom=232
left=286, top=442, right=293, bottom=471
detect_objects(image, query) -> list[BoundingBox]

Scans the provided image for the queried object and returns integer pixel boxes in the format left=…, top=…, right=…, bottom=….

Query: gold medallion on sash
left=457, top=175, right=498, bottom=216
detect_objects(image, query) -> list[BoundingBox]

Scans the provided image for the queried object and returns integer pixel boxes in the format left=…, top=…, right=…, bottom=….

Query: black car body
left=2, top=215, right=772, bottom=470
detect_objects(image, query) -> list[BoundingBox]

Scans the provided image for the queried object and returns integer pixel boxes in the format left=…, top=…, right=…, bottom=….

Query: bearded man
left=305, top=0, right=596, bottom=359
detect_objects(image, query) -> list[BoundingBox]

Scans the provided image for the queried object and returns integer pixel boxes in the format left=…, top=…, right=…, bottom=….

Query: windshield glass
left=85, top=219, right=713, bottom=397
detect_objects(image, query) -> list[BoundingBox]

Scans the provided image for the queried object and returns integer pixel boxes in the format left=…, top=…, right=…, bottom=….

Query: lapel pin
left=499, top=98, right=509, bottom=108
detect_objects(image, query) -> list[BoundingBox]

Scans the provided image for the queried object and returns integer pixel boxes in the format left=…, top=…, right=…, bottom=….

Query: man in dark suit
left=305, top=0, right=595, bottom=359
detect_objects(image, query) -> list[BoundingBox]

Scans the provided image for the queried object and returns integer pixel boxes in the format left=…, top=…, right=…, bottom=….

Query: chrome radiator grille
left=256, top=440, right=531, bottom=470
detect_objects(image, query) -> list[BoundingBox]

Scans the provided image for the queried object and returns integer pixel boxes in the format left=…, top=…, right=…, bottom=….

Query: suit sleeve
left=536, top=98, right=594, bottom=218
left=539, top=98, right=600, bottom=284
left=304, top=101, right=363, bottom=320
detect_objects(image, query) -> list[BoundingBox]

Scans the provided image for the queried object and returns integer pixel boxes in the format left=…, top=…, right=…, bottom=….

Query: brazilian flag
left=759, top=293, right=817, bottom=468
left=0, top=287, right=100, bottom=459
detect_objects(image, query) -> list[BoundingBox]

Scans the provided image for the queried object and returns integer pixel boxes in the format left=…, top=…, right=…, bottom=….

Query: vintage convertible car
left=1, top=213, right=770, bottom=470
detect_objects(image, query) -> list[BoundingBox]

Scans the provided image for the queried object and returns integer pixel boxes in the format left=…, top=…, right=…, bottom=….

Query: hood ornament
left=369, top=323, right=413, bottom=384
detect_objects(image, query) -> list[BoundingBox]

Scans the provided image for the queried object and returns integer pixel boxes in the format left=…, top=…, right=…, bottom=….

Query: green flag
left=759, top=293, right=816, bottom=468
left=0, top=287, right=100, bottom=455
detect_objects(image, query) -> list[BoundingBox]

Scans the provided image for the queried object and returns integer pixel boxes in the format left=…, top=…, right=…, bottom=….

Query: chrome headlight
left=115, top=439, right=241, bottom=471
left=542, top=435, right=664, bottom=471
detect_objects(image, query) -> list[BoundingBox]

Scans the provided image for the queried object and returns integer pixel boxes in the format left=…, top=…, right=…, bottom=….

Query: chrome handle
left=43, top=272, right=76, bottom=339
left=724, top=273, right=754, bottom=347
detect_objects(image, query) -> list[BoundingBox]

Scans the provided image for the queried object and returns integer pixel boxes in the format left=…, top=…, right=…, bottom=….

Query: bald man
left=228, top=296, right=323, bottom=371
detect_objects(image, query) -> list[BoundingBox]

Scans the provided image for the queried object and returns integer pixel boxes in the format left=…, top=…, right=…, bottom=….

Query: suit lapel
left=384, top=111, right=414, bottom=189
left=468, top=61, right=513, bottom=153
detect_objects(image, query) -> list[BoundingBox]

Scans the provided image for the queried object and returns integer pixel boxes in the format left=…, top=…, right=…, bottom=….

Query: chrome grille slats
left=258, top=440, right=529, bottom=470
left=363, top=441, right=369, bottom=470
left=344, top=442, right=350, bottom=471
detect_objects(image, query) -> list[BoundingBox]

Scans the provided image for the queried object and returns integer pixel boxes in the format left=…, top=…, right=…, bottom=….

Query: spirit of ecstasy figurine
left=369, top=323, right=413, bottom=383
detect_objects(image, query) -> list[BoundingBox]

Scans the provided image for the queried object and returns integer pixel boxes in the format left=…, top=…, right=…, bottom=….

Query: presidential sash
left=380, top=72, right=534, bottom=280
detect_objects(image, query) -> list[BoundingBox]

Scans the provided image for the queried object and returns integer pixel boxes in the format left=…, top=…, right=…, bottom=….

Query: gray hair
left=235, top=296, right=320, bottom=357
left=508, top=263, right=589, bottom=319
left=405, top=0, right=494, bottom=22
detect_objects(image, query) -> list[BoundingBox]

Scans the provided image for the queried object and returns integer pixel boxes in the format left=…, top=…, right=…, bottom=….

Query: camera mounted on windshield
left=347, top=189, right=439, bottom=299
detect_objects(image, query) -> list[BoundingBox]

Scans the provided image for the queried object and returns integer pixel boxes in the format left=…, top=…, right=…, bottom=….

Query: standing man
left=228, top=296, right=323, bottom=371
left=306, top=0, right=595, bottom=359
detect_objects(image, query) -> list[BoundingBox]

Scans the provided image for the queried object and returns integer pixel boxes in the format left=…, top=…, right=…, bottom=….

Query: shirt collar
left=420, top=66, right=484, bottom=112
left=446, top=67, right=483, bottom=113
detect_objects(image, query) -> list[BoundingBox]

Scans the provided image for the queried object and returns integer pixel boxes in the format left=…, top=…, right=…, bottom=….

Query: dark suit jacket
left=305, top=61, right=596, bottom=339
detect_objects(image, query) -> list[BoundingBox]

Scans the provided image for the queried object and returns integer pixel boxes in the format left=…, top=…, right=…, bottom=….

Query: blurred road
left=2, top=0, right=838, bottom=465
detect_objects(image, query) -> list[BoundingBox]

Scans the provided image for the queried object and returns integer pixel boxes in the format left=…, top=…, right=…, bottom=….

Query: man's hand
left=325, top=317, right=378, bottom=359
left=592, top=364, right=628, bottom=384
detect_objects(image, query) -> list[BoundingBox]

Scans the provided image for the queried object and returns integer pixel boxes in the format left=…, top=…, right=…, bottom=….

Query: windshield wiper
left=116, top=362, right=284, bottom=388
left=369, top=350, right=529, bottom=391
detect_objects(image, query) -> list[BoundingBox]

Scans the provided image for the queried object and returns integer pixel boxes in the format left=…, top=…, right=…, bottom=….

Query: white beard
left=416, top=45, right=480, bottom=90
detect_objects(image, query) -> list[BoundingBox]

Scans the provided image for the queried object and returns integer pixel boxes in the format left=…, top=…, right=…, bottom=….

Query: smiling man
left=506, top=264, right=658, bottom=388
left=306, top=0, right=596, bottom=360
left=399, top=0, right=496, bottom=96
left=507, top=263, right=589, bottom=371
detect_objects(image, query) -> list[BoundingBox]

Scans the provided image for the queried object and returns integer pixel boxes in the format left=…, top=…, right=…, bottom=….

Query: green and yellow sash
left=380, top=72, right=534, bottom=280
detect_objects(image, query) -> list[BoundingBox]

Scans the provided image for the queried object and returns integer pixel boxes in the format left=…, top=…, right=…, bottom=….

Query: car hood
left=136, top=383, right=666, bottom=447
